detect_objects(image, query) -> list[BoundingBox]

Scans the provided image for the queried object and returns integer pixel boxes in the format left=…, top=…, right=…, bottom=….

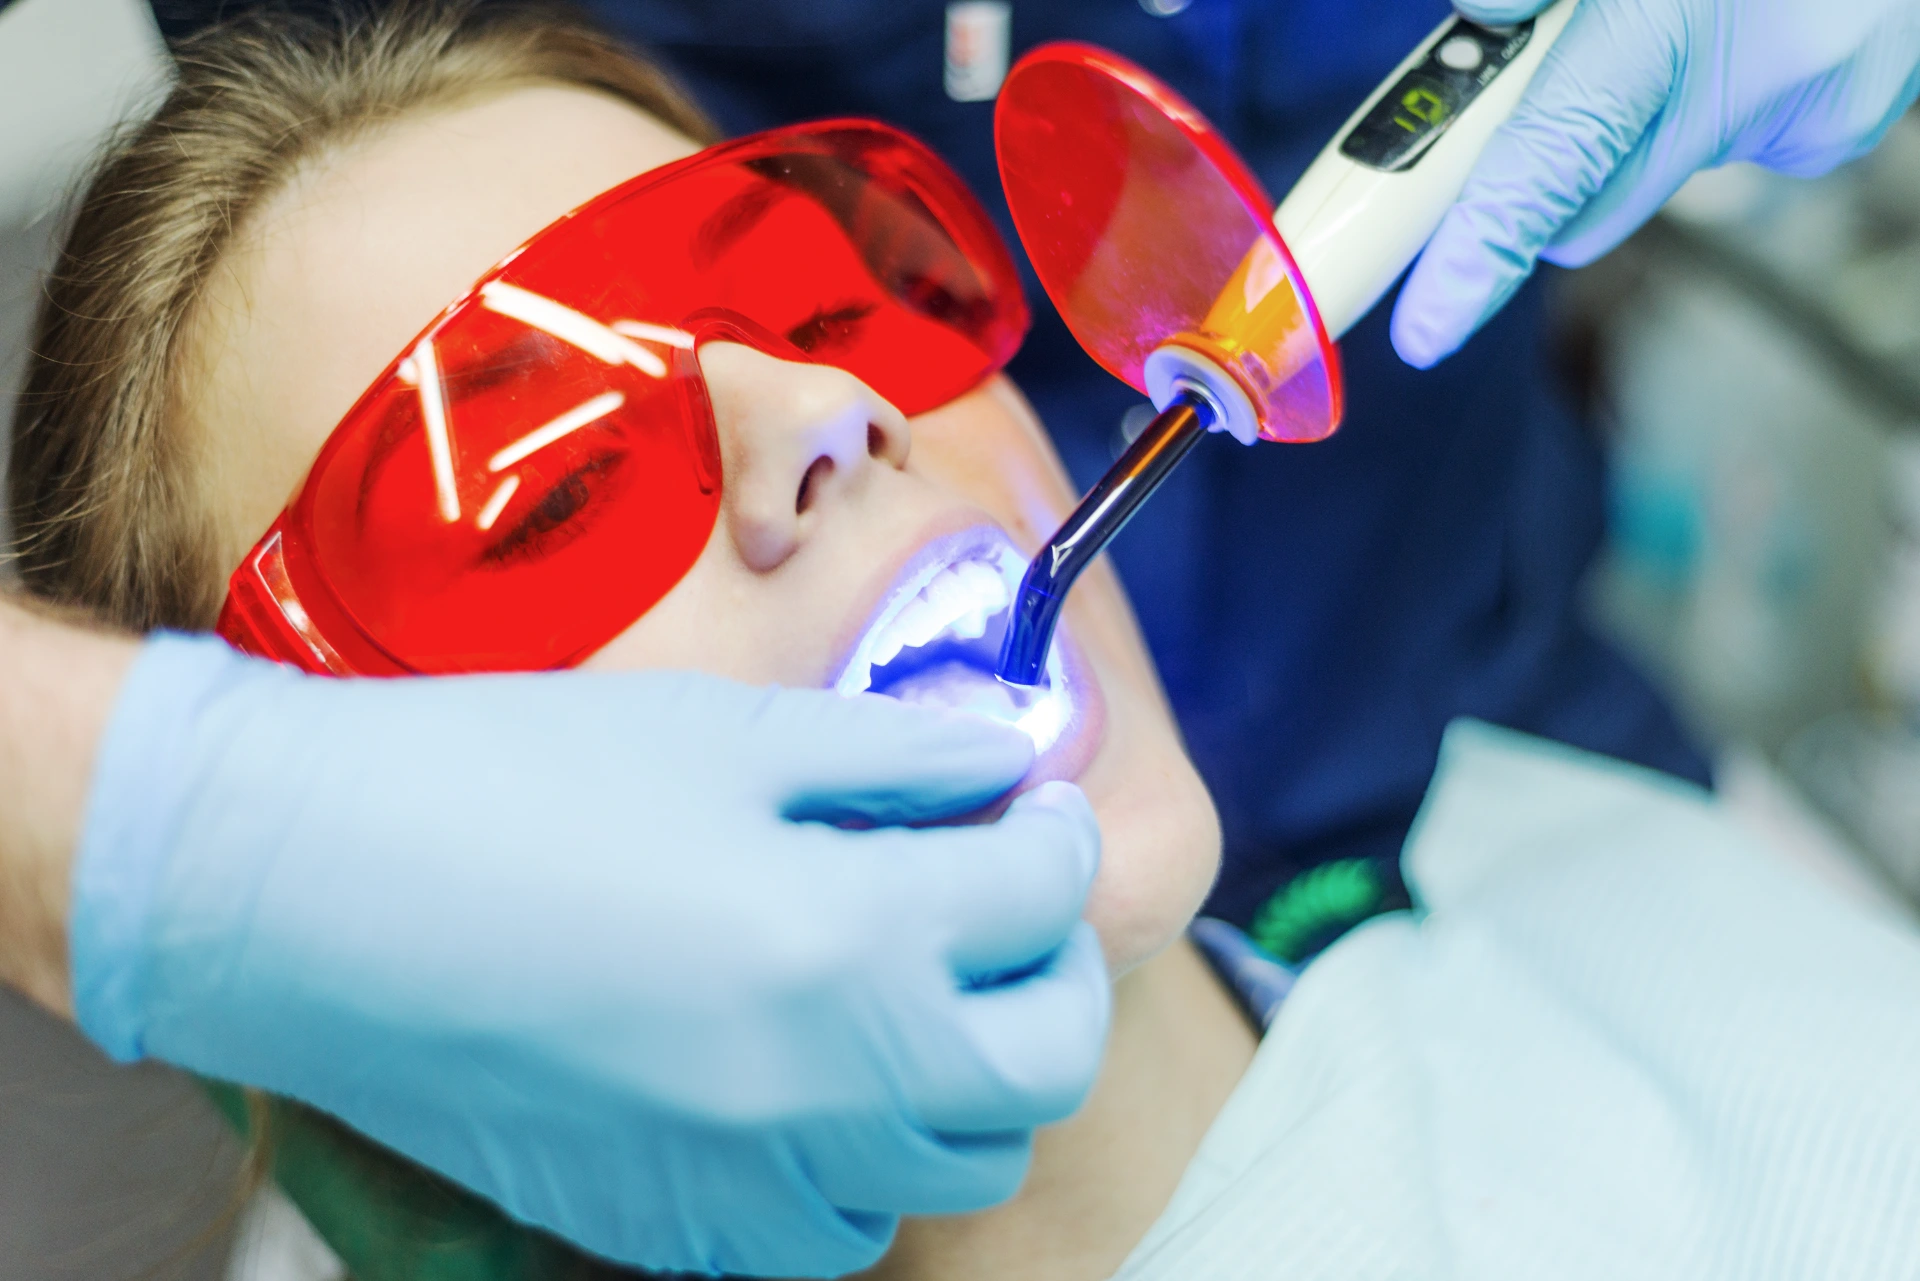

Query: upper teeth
left=868, top=559, right=1009, bottom=668
left=834, top=539, right=1074, bottom=751
left=840, top=553, right=1015, bottom=693
left=878, top=561, right=1007, bottom=663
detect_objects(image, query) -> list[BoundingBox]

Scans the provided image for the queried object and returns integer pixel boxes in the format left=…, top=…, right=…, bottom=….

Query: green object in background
left=1248, top=858, right=1397, bottom=965
left=201, top=1080, right=645, bottom=1281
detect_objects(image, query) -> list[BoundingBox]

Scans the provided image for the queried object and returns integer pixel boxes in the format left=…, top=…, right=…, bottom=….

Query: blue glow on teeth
left=836, top=542, right=1073, bottom=751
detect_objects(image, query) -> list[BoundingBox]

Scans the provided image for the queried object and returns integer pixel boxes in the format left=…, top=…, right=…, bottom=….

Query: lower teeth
left=883, top=660, right=1036, bottom=724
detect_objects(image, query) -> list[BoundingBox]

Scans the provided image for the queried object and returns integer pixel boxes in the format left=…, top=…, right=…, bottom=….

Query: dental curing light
left=993, top=0, right=1577, bottom=685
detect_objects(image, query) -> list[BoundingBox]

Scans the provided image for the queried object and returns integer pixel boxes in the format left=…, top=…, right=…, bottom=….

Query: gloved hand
left=71, top=633, right=1108, bottom=1278
left=1393, top=0, right=1920, bottom=367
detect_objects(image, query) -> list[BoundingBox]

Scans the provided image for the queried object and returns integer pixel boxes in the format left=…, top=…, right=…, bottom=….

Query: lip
left=827, top=518, right=1105, bottom=784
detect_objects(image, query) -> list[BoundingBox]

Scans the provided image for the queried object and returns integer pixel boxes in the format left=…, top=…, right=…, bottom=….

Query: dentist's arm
left=0, top=603, right=1108, bottom=1279
left=0, top=597, right=133, bottom=1016
left=1393, top=0, right=1920, bottom=367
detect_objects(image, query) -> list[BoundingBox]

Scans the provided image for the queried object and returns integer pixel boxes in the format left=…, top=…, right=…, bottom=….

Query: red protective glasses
left=216, top=121, right=1028, bottom=675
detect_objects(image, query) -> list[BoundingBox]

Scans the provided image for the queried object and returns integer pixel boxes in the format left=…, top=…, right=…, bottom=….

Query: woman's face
left=185, top=83, right=1220, bottom=971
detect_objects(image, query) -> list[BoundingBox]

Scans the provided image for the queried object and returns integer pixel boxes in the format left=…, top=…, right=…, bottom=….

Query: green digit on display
left=1402, top=85, right=1449, bottom=124
left=1390, top=82, right=1451, bottom=134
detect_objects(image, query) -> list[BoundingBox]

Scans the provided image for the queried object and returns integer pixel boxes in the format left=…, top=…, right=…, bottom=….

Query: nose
left=700, top=341, right=912, bottom=572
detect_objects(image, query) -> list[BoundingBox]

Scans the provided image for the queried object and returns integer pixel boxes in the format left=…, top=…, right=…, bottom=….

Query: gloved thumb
left=895, top=780, right=1102, bottom=980
left=1391, top=1, right=1668, bottom=367
left=1451, top=0, right=1552, bottom=22
left=752, top=686, right=1036, bottom=826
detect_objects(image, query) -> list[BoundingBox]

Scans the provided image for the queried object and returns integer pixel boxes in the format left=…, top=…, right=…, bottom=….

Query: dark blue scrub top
left=155, top=0, right=1710, bottom=937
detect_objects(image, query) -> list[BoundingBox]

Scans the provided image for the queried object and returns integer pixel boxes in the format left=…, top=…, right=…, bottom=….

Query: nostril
left=867, top=422, right=886, bottom=458
left=796, top=455, right=834, bottom=514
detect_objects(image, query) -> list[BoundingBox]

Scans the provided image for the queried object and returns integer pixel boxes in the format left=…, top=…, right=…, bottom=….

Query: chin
left=1081, top=744, right=1223, bottom=975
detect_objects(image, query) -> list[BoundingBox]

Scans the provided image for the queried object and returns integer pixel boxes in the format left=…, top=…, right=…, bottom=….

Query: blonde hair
left=10, top=0, right=714, bottom=632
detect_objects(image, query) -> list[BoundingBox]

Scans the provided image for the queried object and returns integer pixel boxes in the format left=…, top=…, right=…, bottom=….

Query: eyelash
left=786, top=301, right=877, bottom=354
left=479, top=450, right=626, bottom=568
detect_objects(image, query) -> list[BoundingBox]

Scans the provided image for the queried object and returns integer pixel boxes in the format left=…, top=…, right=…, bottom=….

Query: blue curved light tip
left=994, top=391, right=1215, bottom=688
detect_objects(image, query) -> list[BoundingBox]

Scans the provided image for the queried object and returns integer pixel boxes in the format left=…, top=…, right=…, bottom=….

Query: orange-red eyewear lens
left=218, top=122, right=1029, bottom=675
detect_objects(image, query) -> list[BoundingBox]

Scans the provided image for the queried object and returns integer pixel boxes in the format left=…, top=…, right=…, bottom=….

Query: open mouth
left=833, top=529, right=1074, bottom=751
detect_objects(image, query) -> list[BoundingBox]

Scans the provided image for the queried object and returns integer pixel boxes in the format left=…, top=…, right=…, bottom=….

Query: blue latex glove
left=1393, top=0, right=1920, bottom=367
left=71, top=634, right=1108, bottom=1278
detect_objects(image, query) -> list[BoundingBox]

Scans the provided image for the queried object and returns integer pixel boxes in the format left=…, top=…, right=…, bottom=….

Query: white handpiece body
left=1275, top=0, right=1577, bottom=341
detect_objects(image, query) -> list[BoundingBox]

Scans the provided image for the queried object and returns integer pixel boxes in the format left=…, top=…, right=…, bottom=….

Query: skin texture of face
left=183, top=83, right=1220, bottom=973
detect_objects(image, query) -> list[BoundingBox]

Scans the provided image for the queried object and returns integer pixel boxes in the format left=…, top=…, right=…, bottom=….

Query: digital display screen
left=1340, top=19, right=1534, bottom=173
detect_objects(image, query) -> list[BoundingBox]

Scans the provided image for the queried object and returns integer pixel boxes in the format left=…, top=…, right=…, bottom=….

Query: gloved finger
left=753, top=688, right=1036, bottom=825
left=864, top=781, right=1101, bottom=977
left=808, top=1114, right=1035, bottom=1217
left=917, top=921, right=1112, bottom=1134
left=1530, top=23, right=1920, bottom=268
left=1538, top=111, right=1706, bottom=269
left=1536, top=58, right=1914, bottom=270
left=1744, top=61, right=1920, bottom=177
left=733, top=1208, right=895, bottom=1281
left=684, top=1148, right=898, bottom=1279
left=1452, top=0, right=1553, bottom=22
left=1391, top=0, right=1672, bottom=367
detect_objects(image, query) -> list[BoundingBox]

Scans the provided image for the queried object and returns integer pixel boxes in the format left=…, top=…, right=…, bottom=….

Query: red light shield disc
left=995, top=44, right=1342, bottom=443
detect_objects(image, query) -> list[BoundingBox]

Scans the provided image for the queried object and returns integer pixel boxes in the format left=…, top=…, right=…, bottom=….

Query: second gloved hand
left=71, top=634, right=1109, bottom=1278
left=1394, top=0, right=1920, bottom=367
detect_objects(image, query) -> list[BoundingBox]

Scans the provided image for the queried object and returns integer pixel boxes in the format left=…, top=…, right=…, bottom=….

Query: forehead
left=189, top=83, right=700, bottom=569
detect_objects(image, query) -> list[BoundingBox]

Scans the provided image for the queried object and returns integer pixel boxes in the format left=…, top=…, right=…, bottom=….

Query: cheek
left=583, top=569, right=777, bottom=680
left=578, top=521, right=765, bottom=676
left=578, top=525, right=842, bottom=685
left=909, top=402, right=1064, bottom=552
left=1078, top=691, right=1222, bottom=974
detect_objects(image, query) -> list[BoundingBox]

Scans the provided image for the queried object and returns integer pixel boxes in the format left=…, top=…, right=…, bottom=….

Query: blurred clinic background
left=4, top=0, right=1920, bottom=1277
